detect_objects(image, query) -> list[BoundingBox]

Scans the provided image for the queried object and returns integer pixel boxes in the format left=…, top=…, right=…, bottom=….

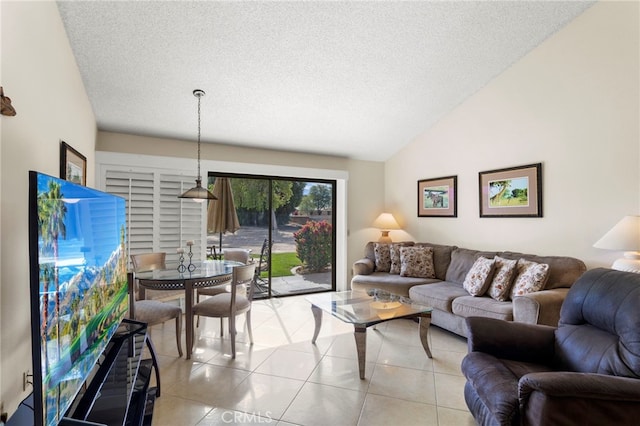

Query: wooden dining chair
left=130, top=252, right=183, bottom=357
left=192, top=263, right=257, bottom=358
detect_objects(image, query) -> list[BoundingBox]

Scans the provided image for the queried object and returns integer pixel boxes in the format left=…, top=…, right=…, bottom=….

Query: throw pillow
left=374, top=243, right=391, bottom=272
left=389, top=243, right=403, bottom=274
left=463, top=256, right=496, bottom=296
left=487, top=256, right=518, bottom=301
left=400, top=246, right=436, bottom=278
left=510, top=258, right=550, bottom=299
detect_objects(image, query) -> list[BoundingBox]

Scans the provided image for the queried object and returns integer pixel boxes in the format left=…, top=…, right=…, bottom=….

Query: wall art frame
left=60, top=141, right=87, bottom=186
left=418, top=175, right=457, bottom=217
left=479, top=162, right=542, bottom=218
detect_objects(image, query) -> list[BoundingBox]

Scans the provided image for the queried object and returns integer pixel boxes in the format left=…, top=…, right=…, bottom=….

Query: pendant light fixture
left=178, top=89, right=217, bottom=201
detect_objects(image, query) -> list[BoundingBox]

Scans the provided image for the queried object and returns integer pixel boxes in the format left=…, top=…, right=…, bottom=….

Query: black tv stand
left=66, top=319, right=160, bottom=426
left=8, top=319, right=160, bottom=426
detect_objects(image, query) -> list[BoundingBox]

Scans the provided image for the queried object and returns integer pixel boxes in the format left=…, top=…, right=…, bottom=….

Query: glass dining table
left=134, top=260, right=243, bottom=359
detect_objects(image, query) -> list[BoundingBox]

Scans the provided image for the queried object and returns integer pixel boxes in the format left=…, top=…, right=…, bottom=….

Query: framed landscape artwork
left=479, top=163, right=542, bottom=218
left=418, top=175, right=457, bottom=217
left=60, top=141, right=87, bottom=186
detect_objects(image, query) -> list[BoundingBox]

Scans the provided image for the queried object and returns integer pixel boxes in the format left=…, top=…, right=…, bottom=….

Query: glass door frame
left=208, top=171, right=337, bottom=298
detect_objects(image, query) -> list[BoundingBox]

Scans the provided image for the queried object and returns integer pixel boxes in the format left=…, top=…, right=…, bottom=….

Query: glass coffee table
left=306, top=290, right=433, bottom=379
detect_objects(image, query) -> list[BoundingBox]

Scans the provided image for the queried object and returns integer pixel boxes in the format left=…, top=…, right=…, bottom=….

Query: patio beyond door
left=206, top=174, right=336, bottom=298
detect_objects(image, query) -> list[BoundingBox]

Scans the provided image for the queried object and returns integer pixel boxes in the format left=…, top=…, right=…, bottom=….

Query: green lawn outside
left=252, top=252, right=301, bottom=277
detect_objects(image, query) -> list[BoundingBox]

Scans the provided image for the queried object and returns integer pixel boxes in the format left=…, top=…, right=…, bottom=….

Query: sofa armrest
left=352, top=258, right=375, bottom=276
left=466, top=317, right=555, bottom=363
left=513, top=288, right=569, bottom=326
left=519, top=372, right=640, bottom=426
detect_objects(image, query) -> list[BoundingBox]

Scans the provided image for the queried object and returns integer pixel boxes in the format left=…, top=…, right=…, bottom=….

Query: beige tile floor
left=147, top=295, right=476, bottom=426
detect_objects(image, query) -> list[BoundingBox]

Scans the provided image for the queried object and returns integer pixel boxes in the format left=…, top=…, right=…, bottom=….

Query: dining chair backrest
left=131, top=252, right=167, bottom=272
left=223, top=248, right=251, bottom=264
left=231, top=262, right=258, bottom=303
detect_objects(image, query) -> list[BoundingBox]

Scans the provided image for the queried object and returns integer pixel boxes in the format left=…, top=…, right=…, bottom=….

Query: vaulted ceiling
left=57, top=1, right=595, bottom=161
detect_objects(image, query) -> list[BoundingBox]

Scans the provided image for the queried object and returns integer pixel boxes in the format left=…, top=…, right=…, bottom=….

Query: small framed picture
left=479, top=163, right=542, bottom=218
left=60, top=141, right=87, bottom=186
left=418, top=175, right=457, bottom=217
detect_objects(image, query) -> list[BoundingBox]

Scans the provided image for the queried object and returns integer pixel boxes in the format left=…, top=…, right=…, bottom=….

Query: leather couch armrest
left=513, top=287, right=569, bottom=326
left=466, top=317, right=555, bottom=363
left=520, top=372, right=640, bottom=426
left=352, top=258, right=375, bottom=276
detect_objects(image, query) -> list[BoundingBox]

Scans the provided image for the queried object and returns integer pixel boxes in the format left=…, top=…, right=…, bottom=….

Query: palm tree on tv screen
left=38, top=180, right=67, bottom=374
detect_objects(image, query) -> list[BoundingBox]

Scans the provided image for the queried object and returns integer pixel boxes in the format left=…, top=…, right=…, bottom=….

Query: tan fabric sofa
left=351, top=241, right=587, bottom=337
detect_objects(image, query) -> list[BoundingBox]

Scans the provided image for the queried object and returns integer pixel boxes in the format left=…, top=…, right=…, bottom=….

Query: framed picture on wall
left=479, top=163, right=542, bottom=217
left=60, top=141, right=87, bottom=186
left=417, top=175, right=457, bottom=217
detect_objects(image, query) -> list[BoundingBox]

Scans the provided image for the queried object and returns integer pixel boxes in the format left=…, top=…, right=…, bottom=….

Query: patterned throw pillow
left=510, top=258, right=550, bottom=299
left=463, top=257, right=495, bottom=296
left=487, top=256, right=518, bottom=301
left=374, top=243, right=391, bottom=272
left=400, top=246, right=436, bottom=278
left=390, top=243, right=403, bottom=274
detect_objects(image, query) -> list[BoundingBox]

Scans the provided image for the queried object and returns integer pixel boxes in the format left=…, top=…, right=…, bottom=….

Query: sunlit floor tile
left=217, top=372, right=305, bottom=419
left=434, top=373, right=468, bottom=411
left=376, top=340, right=434, bottom=371
left=254, top=348, right=323, bottom=380
left=368, top=364, right=437, bottom=405
left=163, top=363, right=251, bottom=406
left=308, top=355, right=373, bottom=391
left=280, top=382, right=366, bottom=426
left=431, top=349, right=466, bottom=377
left=358, top=393, right=438, bottom=426
left=152, top=394, right=213, bottom=426
left=437, top=406, right=476, bottom=426
left=196, top=407, right=277, bottom=425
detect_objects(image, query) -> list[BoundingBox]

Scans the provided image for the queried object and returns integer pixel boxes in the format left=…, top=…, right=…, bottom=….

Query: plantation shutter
left=103, top=169, right=206, bottom=265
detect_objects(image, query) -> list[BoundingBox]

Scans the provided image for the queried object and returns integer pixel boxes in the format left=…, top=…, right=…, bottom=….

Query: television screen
left=28, top=171, right=128, bottom=426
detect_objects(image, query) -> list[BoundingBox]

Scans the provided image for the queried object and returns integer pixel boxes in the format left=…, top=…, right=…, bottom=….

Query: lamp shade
left=373, top=213, right=400, bottom=230
left=372, top=213, right=400, bottom=244
left=593, top=215, right=640, bottom=273
left=593, top=216, right=640, bottom=251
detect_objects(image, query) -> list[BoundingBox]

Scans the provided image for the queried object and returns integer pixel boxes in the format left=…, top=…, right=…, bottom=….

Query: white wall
left=386, top=0, right=639, bottom=269
left=0, top=0, right=96, bottom=415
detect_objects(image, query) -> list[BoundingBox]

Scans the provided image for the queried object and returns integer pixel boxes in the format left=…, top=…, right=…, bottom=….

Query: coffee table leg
left=418, top=314, right=433, bottom=358
left=354, top=325, right=367, bottom=379
left=311, top=305, right=322, bottom=344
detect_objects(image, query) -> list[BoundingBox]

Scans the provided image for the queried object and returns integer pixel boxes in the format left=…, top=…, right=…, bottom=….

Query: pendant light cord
left=196, top=91, right=202, bottom=180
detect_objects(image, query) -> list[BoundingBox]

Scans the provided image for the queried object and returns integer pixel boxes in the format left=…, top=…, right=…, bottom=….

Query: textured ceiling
left=57, top=1, right=595, bottom=162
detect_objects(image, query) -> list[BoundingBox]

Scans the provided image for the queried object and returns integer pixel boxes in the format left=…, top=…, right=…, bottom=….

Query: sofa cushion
left=499, top=251, right=586, bottom=289
left=409, top=281, right=468, bottom=312
left=374, top=243, right=391, bottom=272
left=414, top=242, right=457, bottom=280
left=351, top=272, right=436, bottom=297
left=452, top=296, right=513, bottom=321
left=400, top=246, right=436, bottom=278
left=488, top=256, right=518, bottom=301
left=463, top=256, right=496, bottom=296
left=445, top=248, right=499, bottom=285
left=510, top=259, right=550, bottom=299
left=390, top=242, right=412, bottom=274
left=364, top=241, right=414, bottom=264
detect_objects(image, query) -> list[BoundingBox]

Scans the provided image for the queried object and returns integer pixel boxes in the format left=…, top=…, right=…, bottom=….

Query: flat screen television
left=28, top=171, right=128, bottom=426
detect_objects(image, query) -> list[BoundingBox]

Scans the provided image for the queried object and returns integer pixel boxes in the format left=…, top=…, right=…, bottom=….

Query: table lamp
left=373, top=213, right=400, bottom=243
left=593, top=215, right=640, bottom=273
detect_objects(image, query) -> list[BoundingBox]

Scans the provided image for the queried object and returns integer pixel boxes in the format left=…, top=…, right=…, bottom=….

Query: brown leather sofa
left=461, top=268, right=640, bottom=426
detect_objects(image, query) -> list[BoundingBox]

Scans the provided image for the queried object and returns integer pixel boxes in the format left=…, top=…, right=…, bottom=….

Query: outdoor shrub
left=294, top=220, right=332, bottom=272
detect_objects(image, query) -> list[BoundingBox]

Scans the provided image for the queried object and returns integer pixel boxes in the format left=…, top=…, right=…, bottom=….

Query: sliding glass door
left=207, top=173, right=336, bottom=298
